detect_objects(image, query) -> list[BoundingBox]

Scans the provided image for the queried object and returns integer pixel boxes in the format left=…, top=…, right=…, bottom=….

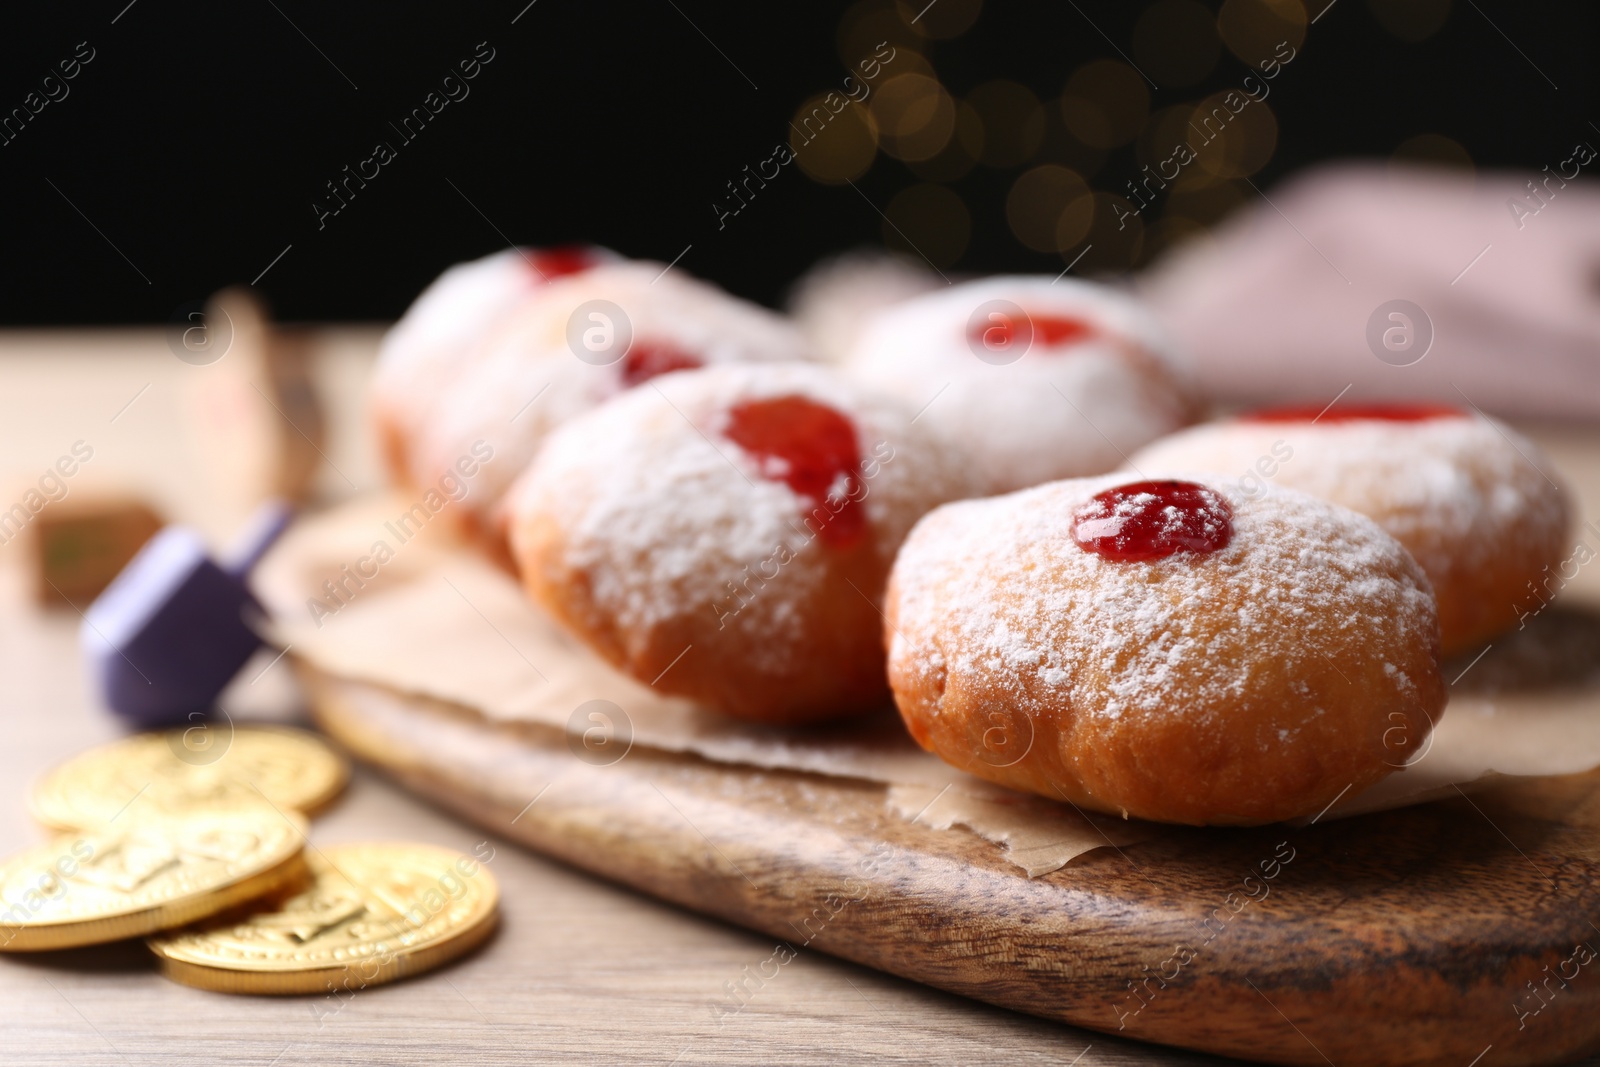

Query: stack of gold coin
left=1, top=724, right=499, bottom=996
left=149, top=842, right=500, bottom=994
left=0, top=810, right=309, bottom=952
left=28, top=724, right=349, bottom=832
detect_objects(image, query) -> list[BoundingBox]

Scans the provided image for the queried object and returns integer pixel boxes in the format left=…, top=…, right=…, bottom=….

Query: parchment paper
left=257, top=494, right=1600, bottom=876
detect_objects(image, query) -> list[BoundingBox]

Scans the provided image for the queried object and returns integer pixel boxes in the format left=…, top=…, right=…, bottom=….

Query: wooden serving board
left=298, top=664, right=1600, bottom=1067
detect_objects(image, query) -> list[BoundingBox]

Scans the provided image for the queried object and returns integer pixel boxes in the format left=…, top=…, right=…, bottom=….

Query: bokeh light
left=825, top=0, right=1296, bottom=268
left=1060, top=60, right=1150, bottom=150
left=871, top=74, right=957, bottom=161
left=1188, top=92, right=1278, bottom=179
left=1166, top=174, right=1249, bottom=225
left=1216, top=0, right=1307, bottom=67
left=838, top=0, right=926, bottom=67
left=894, top=0, right=983, bottom=39
left=1133, top=0, right=1222, bottom=88
left=1137, top=103, right=1201, bottom=174
left=1053, top=188, right=1098, bottom=251
left=967, top=80, right=1046, bottom=168
left=882, top=183, right=970, bottom=267
left=909, top=101, right=985, bottom=181
left=790, top=94, right=880, bottom=184
left=1006, top=164, right=1092, bottom=252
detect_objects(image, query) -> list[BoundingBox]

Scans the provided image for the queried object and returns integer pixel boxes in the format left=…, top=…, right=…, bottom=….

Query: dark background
left=0, top=0, right=1592, bottom=324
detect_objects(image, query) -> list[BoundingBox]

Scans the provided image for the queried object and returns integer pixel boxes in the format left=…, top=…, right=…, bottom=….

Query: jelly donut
left=408, top=261, right=812, bottom=538
left=846, top=276, right=1197, bottom=495
left=1128, top=404, right=1573, bottom=657
left=370, top=244, right=613, bottom=482
left=885, top=475, right=1446, bottom=825
left=506, top=363, right=974, bottom=724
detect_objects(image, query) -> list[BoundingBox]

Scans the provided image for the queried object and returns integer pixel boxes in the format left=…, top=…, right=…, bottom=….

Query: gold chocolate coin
left=148, top=842, right=499, bottom=995
left=0, top=810, right=308, bottom=952
left=30, top=725, right=348, bottom=832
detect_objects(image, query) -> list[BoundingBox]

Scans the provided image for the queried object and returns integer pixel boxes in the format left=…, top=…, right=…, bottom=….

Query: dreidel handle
left=224, top=499, right=295, bottom=579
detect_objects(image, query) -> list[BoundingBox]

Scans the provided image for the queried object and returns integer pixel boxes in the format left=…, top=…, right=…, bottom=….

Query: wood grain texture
left=301, top=664, right=1600, bottom=1067
left=0, top=604, right=1153, bottom=1067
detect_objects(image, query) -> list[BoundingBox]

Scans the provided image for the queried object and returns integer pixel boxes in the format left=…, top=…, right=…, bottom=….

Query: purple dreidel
left=81, top=500, right=294, bottom=727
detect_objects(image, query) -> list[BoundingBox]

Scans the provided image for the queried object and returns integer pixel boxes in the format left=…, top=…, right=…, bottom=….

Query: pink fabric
left=1138, top=163, right=1600, bottom=420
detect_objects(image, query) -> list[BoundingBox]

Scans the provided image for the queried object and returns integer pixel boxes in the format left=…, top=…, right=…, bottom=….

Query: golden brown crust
left=885, top=476, right=1448, bottom=826
left=1128, top=416, right=1573, bottom=658
left=508, top=364, right=976, bottom=725
left=1367, top=485, right=1569, bottom=658
left=371, top=404, right=412, bottom=487
left=522, top=515, right=893, bottom=724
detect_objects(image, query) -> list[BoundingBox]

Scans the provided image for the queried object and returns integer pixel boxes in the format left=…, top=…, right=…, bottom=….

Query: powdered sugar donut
left=787, top=250, right=941, bottom=363
left=370, top=245, right=614, bottom=481
left=846, top=276, right=1197, bottom=495
left=409, top=261, right=813, bottom=539
left=507, top=363, right=974, bottom=724
left=886, top=475, right=1446, bottom=825
left=1128, top=405, right=1573, bottom=657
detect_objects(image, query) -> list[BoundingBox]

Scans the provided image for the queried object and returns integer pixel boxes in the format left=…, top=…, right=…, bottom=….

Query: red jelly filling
left=968, top=313, right=1096, bottom=353
left=1242, top=402, right=1465, bottom=424
left=528, top=244, right=597, bottom=281
left=1032, top=314, right=1096, bottom=347
left=619, top=341, right=702, bottom=388
left=1073, top=480, right=1233, bottom=562
left=725, top=396, right=866, bottom=549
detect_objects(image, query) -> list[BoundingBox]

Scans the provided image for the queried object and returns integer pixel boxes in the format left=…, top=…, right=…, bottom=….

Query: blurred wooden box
left=30, top=497, right=163, bottom=608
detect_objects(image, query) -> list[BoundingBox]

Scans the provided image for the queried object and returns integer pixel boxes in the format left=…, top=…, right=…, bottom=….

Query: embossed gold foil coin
left=147, top=842, right=499, bottom=995
left=0, top=810, right=308, bottom=952
left=30, top=726, right=348, bottom=832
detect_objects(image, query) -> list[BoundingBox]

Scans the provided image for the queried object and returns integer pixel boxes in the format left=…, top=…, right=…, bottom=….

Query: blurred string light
left=1216, top=0, right=1306, bottom=66
left=836, top=0, right=926, bottom=65
left=1139, top=103, right=1201, bottom=174
left=908, top=102, right=985, bottom=182
left=872, top=73, right=956, bottom=161
left=893, top=0, right=984, bottom=39
left=1189, top=91, right=1279, bottom=179
left=800, top=0, right=1457, bottom=272
left=790, top=92, right=880, bottom=183
left=1006, top=164, right=1092, bottom=252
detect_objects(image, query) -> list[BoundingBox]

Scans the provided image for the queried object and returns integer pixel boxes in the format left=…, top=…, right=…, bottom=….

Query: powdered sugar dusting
left=890, top=474, right=1439, bottom=730
left=845, top=275, right=1195, bottom=494
left=509, top=363, right=973, bottom=670
left=408, top=261, right=813, bottom=525
left=371, top=246, right=621, bottom=458
left=1128, top=415, right=1568, bottom=594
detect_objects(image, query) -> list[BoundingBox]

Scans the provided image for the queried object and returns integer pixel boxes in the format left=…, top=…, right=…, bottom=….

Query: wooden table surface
left=2, top=331, right=1597, bottom=1066
left=2, top=595, right=1210, bottom=1067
